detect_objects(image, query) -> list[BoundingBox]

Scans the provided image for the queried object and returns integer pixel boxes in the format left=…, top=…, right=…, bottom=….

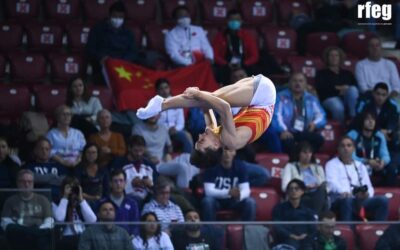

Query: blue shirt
left=204, top=159, right=249, bottom=191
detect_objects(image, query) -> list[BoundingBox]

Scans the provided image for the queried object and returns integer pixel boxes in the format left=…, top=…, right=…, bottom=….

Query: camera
left=352, top=185, right=368, bottom=195
left=71, top=185, right=80, bottom=195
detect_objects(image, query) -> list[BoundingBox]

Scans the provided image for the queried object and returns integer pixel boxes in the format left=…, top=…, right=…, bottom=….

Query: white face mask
left=177, top=17, right=191, bottom=27
left=110, top=17, right=124, bottom=28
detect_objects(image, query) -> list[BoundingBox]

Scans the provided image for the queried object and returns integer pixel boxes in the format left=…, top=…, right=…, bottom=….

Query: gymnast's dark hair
left=190, top=147, right=223, bottom=168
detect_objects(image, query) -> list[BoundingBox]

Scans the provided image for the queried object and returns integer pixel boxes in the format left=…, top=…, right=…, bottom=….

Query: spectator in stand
left=52, top=176, right=97, bottom=250
left=74, top=143, right=109, bottom=207
left=132, top=114, right=172, bottom=165
left=315, top=46, right=359, bottom=123
left=0, top=137, right=20, bottom=189
left=272, top=179, right=316, bottom=249
left=155, top=78, right=193, bottom=153
left=1, top=169, right=54, bottom=250
left=132, top=212, right=174, bottom=250
left=141, top=176, right=184, bottom=233
left=275, top=72, right=326, bottom=153
left=46, top=105, right=86, bottom=168
left=66, top=77, right=102, bottom=137
left=78, top=201, right=133, bottom=250
left=375, top=207, right=400, bottom=250
left=23, top=137, right=68, bottom=200
left=89, top=109, right=126, bottom=167
left=355, top=37, right=400, bottom=96
left=347, top=111, right=396, bottom=186
left=310, top=211, right=347, bottom=250
left=98, top=169, right=140, bottom=236
left=281, top=142, right=328, bottom=214
left=165, top=5, right=213, bottom=67
left=212, top=9, right=259, bottom=84
left=325, top=136, right=388, bottom=222
left=172, top=209, right=220, bottom=250
left=200, top=148, right=256, bottom=221
left=86, top=1, right=139, bottom=84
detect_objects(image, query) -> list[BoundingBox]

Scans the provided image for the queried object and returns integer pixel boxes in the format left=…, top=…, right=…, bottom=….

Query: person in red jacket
left=212, top=9, right=260, bottom=85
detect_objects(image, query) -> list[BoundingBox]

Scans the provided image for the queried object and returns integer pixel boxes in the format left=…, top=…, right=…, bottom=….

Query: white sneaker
left=136, top=95, right=164, bottom=119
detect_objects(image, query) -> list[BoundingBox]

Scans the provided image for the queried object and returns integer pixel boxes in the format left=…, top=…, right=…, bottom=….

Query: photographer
left=325, top=136, right=388, bottom=222
left=52, top=176, right=97, bottom=250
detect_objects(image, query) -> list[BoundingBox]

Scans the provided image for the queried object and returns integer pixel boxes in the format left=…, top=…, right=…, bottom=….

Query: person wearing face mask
left=212, top=9, right=260, bottom=85
left=165, top=6, right=214, bottom=67
left=86, top=1, right=139, bottom=85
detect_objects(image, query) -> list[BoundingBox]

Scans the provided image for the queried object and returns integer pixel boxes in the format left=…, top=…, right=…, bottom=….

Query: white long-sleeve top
left=325, top=157, right=374, bottom=196
left=123, top=162, right=153, bottom=200
left=52, top=198, right=97, bottom=236
left=355, top=58, right=400, bottom=93
left=71, top=96, right=103, bottom=123
left=204, top=182, right=250, bottom=201
left=132, top=232, right=174, bottom=250
left=165, top=24, right=214, bottom=66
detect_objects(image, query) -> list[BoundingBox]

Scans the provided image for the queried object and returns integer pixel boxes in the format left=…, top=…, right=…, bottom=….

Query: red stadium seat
left=276, top=0, right=311, bottom=26
left=261, top=26, right=297, bottom=60
left=374, top=187, right=400, bottom=220
left=0, top=55, right=5, bottom=80
left=305, top=32, right=340, bottom=57
left=124, top=22, right=144, bottom=48
left=251, top=187, right=280, bottom=221
left=287, top=56, right=324, bottom=85
left=24, top=23, right=64, bottom=53
left=0, top=23, right=24, bottom=53
left=145, top=24, right=173, bottom=52
left=341, top=57, right=359, bottom=74
left=122, top=0, right=157, bottom=25
left=43, top=0, right=81, bottom=25
left=89, top=86, right=114, bottom=110
left=334, top=225, right=355, bottom=250
left=33, top=85, right=67, bottom=115
left=255, top=153, right=289, bottom=191
left=65, top=23, right=92, bottom=52
left=341, top=31, right=376, bottom=59
left=48, top=53, right=87, bottom=84
left=355, top=225, right=388, bottom=250
left=200, top=0, right=237, bottom=26
left=4, top=0, right=40, bottom=23
left=319, top=120, right=344, bottom=156
left=160, top=0, right=198, bottom=24
left=8, top=52, right=47, bottom=85
left=0, top=85, right=31, bottom=124
left=203, top=26, right=220, bottom=44
left=226, top=225, right=243, bottom=250
left=82, top=0, right=118, bottom=22
left=240, top=0, right=274, bottom=25
left=314, top=153, right=331, bottom=167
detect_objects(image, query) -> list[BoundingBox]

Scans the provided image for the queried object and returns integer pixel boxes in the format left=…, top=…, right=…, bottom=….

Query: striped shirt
left=141, top=199, right=184, bottom=231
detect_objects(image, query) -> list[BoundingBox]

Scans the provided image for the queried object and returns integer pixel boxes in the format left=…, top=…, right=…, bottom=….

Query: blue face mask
left=228, top=20, right=241, bottom=30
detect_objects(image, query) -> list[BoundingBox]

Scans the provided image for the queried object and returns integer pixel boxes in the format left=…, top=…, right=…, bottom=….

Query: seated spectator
left=155, top=78, right=193, bottom=153
left=1, top=169, right=54, bottom=250
left=347, top=111, right=396, bottom=186
left=275, top=72, right=326, bottom=153
left=375, top=207, right=400, bottom=250
left=165, top=6, right=213, bottom=67
left=52, top=176, right=96, bottom=250
left=132, top=114, right=172, bottom=164
left=74, top=143, right=109, bottom=207
left=212, top=9, right=259, bottom=84
left=199, top=148, right=256, bottom=221
left=66, top=77, right=102, bottom=137
left=281, top=142, right=328, bottom=214
left=310, top=211, right=347, bottom=249
left=325, top=136, right=388, bottom=221
left=23, top=137, right=68, bottom=200
left=272, top=179, right=316, bottom=249
left=78, top=201, right=133, bottom=250
left=46, top=105, right=86, bottom=168
left=0, top=137, right=20, bottom=189
left=132, top=212, right=174, bottom=250
left=86, top=1, right=139, bottom=84
left=141, top=176, right=184, bottom=233
left=355, top=37, right=400, bottom=96
left=315, top=46, right=359, bottom=123
left=172, top=209, right=220, bottom=250
left=89, top=109, right=126, bottom=167
left=98, top=169, right=140, bottom=236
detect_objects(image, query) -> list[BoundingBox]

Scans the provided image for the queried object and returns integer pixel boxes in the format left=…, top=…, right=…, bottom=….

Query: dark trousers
left=5, top=224, right=52, bottom=250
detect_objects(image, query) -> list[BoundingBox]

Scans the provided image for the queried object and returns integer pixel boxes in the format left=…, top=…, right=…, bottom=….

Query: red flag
left=103, top=58, right=219, bottom=111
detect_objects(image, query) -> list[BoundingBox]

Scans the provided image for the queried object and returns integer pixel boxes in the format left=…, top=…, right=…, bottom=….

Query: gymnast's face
left=195, top=128, right=221, bottom=152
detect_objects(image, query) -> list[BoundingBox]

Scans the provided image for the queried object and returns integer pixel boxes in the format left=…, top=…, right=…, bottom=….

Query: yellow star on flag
left=135, top=71, right=143, bottom=78
left=115, top=66, right=132, bottom=81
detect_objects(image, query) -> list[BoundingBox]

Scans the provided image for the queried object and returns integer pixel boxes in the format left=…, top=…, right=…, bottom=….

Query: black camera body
left=71, top=185, right=80, bottom=195
left=352, top=185, right=368, bottom=195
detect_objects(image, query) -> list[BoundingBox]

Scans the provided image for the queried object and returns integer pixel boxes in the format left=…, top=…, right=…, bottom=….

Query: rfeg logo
left=357, top=1, right=392, bottom=25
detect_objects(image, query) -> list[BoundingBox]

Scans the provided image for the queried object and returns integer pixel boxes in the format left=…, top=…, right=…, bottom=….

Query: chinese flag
left=103, top=58, right=219, bottom=111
